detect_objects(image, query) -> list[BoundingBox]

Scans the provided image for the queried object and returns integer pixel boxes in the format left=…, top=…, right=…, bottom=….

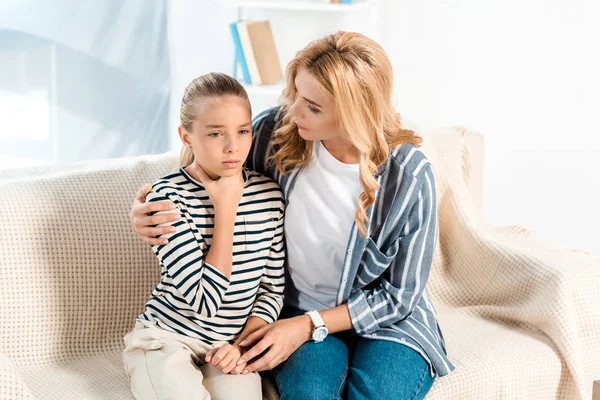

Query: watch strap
left=306, top=310, right=325, bottom=328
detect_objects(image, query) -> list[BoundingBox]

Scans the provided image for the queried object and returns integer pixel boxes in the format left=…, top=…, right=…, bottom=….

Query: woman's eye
left=239, top=129, right=250, bottom=135
left=208, top=132, right=221, bottom=137
left=307, top=105, right=320, bottom=114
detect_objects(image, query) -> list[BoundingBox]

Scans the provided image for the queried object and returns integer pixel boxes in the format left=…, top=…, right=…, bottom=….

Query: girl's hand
left=205, top=344, right=246, bottom=375
left=190, top=163, right=244, bottom=215
left=236, top=316, right=312, bottom=373
left=129, top=184, right=179, bottom=245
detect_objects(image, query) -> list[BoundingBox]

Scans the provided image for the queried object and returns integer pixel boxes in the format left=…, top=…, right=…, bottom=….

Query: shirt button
left=347, top=249, right=353, bottom=255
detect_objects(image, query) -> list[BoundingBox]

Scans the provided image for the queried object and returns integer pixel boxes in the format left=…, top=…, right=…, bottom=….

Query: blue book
left=229, top=22, right=251, bottom=84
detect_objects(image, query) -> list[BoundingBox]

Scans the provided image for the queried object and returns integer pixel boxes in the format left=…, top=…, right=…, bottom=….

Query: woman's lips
left=296, top=123, right=308, bottom=131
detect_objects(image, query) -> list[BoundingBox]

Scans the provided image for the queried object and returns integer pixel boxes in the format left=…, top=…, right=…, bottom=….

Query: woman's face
left=179, top=96, right=252, bottom=179
left=289, top=67, right=341, bottom=141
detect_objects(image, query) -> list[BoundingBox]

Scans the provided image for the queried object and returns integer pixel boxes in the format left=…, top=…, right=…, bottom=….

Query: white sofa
left=1, top=127, right=599, bottom=400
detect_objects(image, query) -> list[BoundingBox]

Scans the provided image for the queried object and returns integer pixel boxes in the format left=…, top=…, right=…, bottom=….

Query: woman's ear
left=178, top=125, right=192, bottom=147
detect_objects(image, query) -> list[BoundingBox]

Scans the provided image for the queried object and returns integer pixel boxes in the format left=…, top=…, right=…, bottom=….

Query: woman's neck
left=320, top=138, right=361, bottom=164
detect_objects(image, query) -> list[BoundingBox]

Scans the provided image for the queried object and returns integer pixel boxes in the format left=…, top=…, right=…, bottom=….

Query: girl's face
left=289, top=67, right=341, bottom=141
left=179, top=96, right=252, bottom=179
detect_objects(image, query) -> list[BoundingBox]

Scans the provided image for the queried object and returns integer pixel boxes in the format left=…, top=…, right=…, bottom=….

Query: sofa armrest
left=423, top=126, right=485, bottom=219
left=434, top=209, right=600, bottom=399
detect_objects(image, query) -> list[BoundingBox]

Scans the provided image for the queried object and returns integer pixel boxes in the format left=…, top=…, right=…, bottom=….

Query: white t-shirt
left=284, top=140, right=363, bottom=311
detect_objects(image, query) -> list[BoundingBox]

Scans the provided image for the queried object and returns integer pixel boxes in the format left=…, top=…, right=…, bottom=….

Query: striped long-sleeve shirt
left=138, top=167, right=286, bottom=346
left=246, top=107, right=455, bottom=378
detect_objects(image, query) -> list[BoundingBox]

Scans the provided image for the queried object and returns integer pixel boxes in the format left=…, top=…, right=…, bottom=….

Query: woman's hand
left=129, top=184, right=179, bottom=245
left=236, top=316, right=312, bottom=373
left=191, top=163, right=244, bottom=215
left=205, top=344, right=246, bottom=375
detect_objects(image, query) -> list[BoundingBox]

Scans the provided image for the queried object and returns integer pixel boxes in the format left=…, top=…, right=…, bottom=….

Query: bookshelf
left=226, top=0, right=382, bottom=115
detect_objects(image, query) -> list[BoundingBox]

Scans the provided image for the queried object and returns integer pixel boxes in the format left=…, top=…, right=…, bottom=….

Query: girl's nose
left=225, top=139, right=238, bottom=154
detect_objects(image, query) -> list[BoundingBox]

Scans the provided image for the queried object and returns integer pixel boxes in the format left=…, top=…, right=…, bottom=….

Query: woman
left=130, top=31, right=454, bottom=399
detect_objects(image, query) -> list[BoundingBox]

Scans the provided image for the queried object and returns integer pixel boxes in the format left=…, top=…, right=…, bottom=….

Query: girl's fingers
left=216, top=351, right=234, bottom=370
left=205, top=348, right=217, bottom=363
left=192, top=163, right=211, bottom=185
left=221, top=357, right=239, bottom=374
left=210, top=346, right=230, bottom=367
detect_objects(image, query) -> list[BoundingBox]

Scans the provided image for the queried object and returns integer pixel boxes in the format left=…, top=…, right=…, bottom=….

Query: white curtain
left=0, top=0, right=171, bottom=168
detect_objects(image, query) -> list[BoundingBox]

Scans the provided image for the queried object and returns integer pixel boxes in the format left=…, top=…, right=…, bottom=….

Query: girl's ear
left=178, top=125, right=192, bottom=147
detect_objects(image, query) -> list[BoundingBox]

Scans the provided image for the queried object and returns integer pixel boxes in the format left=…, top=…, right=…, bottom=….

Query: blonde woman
left=130, top=32, right=454, bottom=399
left=123, top=73, right=285, bottom=400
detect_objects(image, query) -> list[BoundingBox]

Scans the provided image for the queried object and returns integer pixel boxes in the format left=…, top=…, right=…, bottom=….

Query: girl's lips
left=296, top=123, right=308, bottom=131
left=222, top=161, right=241, bottom=169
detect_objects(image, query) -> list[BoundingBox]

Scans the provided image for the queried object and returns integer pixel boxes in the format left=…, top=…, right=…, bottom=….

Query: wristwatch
left=305, top=310, right=328, bottom=342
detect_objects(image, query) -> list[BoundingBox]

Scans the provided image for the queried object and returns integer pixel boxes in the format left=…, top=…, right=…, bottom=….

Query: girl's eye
left=307, top=105, right=320, bottom=114
left=239, top=129, right=250, bottom=135
left=208, top=132, right=221, bottom=137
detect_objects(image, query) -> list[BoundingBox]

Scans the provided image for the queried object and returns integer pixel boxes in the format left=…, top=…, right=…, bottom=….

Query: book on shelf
left=229, top=21, right=251, bottom=84
left=229, top=20, right=283, bottom=86
left=236, top=22, right=262, bottom=85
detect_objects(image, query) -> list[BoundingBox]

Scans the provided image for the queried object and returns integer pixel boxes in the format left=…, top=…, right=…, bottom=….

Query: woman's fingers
left=133, top=205, right=179, bottom=230
left=135, top=183, right=152, bottom=203
left=245, top=346, right=279, bottom=373
left=140, top=200, right=178, bottom=216
left=229, top=362, right=246, bottom=375
left=239, top=326, right=267, bottom=348
left=237, top=336, right=271, bottom=366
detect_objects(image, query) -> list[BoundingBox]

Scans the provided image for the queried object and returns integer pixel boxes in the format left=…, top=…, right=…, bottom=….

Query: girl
left=131, top=32, right=454, bottom=399
left=123, top=73, right=285, bottom=400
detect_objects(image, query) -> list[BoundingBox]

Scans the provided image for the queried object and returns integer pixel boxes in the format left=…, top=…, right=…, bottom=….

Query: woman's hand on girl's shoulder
left=130, top=183, right=179, bottom=245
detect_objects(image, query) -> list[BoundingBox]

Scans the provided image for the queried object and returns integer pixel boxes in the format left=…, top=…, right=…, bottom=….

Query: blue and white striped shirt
left=247, top=107, right=455, bottom=377
left=138, top=167, right=286, bottom=346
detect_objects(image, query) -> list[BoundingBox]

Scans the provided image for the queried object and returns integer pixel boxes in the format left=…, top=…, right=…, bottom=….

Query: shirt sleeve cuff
left=250, top=310, right=276, bottom=324
left=347, top=290, right=378, bottom=335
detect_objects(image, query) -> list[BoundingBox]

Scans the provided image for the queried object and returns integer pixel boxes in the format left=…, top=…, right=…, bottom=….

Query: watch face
left=313, top=327, right=328, bottom=342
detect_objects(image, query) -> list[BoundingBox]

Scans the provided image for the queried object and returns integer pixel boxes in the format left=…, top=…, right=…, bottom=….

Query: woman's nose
left=290, top=99, right=301, bottom=119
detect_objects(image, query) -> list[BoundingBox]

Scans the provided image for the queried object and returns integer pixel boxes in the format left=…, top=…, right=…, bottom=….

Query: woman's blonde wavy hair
left=271, top=31, right=422, bottom=237
left=179, top=72, right=251, bottom=168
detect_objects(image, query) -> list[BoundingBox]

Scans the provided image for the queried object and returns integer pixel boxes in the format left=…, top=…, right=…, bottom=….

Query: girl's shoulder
left=244, top=168, right=283, bottom=196
left=150, top=168, right=205, bottom=198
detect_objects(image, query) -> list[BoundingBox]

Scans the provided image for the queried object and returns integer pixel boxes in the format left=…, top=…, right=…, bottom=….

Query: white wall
left=169, top=0, right=600, bottom=255
left=380, top=0, right=600, bottom=255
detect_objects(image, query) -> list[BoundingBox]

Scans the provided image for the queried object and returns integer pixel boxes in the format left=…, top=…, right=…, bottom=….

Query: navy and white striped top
left=247, top=107, right=455, bottom=378
left=138, top=167, right=286, bottom=346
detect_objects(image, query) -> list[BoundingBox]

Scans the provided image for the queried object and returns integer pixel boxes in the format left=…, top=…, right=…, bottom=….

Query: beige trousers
left=122, top=321, right=262, bottom=400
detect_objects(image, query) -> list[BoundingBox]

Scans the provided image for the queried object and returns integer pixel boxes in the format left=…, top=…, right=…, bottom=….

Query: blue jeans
left=272, top=306, right=435, bottom=400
